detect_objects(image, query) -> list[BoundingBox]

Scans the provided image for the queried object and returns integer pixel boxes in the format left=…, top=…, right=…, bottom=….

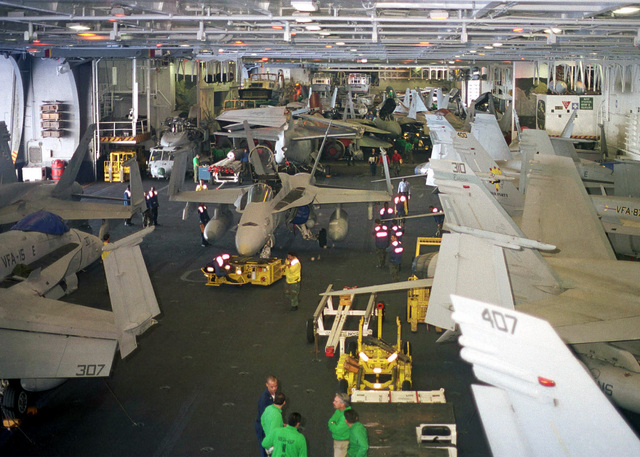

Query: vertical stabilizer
left=125, top=158, right=145, bottom=214
left=168, top=150, right=188, bottom=199
left=52, top=124, right=96, bottom=197
left=471, top=113, right=513, bottom=161
left=0, top=121, right=17, bottom=184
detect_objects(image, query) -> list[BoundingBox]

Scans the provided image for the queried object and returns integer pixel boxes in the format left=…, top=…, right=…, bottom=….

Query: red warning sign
left=562, top=101, right=571, bottom=109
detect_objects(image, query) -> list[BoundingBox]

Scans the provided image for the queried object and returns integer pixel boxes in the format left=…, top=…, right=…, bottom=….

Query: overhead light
left=318, top=31, right=331, bottom=36
left=325, top=44, right=332, bottom=48
left=350, top=48, right=357, bottom=52
left=67, top=23, right=90, bottom=31
left=484, top=45, right=493, bottom=49
left=614, top=6, right=640, bottom=14
left=291, top=0, right=318, bottom=12
left=110, top=6, right=127, bottom=17
left=544, top=27, right=562, bottom=34
left=272, top=25, right=283, bottom=30
left=493, top=42, right=503, bottom=47
left=448, top=60, right=455, bottom=64
left=359, top=58, right=368, bottom=63
left=293, top=13, right=312, bottom=23
left=336, top=41, right=345, bottom=45
left=512, top=27, right=524, bottom=33
left=468, top=49, right=477, bottom=53
left=305, top=24, right=321, bottom=31
left=430, top=10, right=449, bottom=20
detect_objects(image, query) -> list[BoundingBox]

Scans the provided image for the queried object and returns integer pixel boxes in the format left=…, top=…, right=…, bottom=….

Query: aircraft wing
left=216, top=106, right=287, bottom=129
left=309, top=185, right=390, bottom=205
left=358, top=136, right=392, bottom=149
left=451, top=295, right=640, bottom=457
left=170, top=188, right=245, bottom=205
left=0, top=198, right=133, bottom=225
left=289, top=124, right=360, bottom=141
left=215, top=126, right=282, bottom=142
left=0, top=288, right=120, bottom=380
left=521, top=154, right=616, bottom=260
left=103, top=226, right=161, bottom=357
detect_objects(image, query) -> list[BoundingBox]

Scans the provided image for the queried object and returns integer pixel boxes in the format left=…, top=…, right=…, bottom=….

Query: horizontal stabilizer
left=104, top=228, right=160, bottom=357
left=452, top=295, right=640, bottom=457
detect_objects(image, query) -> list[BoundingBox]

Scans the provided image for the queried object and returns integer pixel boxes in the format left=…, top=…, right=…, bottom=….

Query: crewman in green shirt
left=345, top=409, right=369, bottom=457
left=261, top=392, right=286, bottom=454
left=328, top=393, right=351, bottom=457
left=193, top=153, right=200, bottom=183
left=262, top=412, right=307, bottom=457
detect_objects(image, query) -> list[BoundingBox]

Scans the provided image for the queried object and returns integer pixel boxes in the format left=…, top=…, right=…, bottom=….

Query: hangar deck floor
left=1, top=159, right=492, bottom=456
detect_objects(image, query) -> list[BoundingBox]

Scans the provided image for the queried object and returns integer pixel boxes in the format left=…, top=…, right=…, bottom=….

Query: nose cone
left=236, top=225, right=268, bottom=256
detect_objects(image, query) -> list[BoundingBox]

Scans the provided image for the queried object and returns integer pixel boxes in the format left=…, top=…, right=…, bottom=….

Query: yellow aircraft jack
left=336, top=314, right=412, bottom=394
left=201, top=255, right=284, bottom=286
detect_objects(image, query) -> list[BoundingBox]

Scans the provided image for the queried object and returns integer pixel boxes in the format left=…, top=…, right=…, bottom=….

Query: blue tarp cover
left=11, top=211, right=69, bottom=235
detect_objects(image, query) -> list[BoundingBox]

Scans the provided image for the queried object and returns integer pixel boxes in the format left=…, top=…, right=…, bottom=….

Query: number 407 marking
left=481, top=308, right=517, bottom=334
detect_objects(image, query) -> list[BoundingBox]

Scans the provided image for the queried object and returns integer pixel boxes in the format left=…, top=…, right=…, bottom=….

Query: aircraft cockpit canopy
left=238, top=183, right=273, bottom=210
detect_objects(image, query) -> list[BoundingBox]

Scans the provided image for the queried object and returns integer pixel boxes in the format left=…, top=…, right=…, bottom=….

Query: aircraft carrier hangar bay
left=1, top=1, right=640, bottom=456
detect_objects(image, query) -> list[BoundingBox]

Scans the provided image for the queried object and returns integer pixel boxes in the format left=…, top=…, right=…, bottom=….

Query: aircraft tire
left=1, top=383, right=29, bottom=419
left=338, top=379, right=349, bottom=394
left=401, top=380, right=412, bottom=391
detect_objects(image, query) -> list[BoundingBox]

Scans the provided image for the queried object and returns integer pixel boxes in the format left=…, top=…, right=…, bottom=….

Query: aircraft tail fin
left=103, top=226, right=160, bottom=358
left=52, top=124, right=96, bottom=197
left=451, top=132, right=524, bottom=214
left=451, top=295, right=640, bottom=457
left=125, top=158, right=145, bottom=214
left=168, top=151, right=188, bottom=200
left=470, top=113, right=512, bottom=161
left=380, top=148, right=393, bottom=196
left=561, top=109, right=577, bottom=138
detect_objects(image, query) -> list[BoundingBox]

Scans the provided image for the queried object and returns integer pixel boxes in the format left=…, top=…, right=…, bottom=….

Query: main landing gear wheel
left=1, top=383, right=29, bottom=419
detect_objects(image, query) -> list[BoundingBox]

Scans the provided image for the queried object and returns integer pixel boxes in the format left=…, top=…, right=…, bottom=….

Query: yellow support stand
left=104, top=151, right=137, bottom=182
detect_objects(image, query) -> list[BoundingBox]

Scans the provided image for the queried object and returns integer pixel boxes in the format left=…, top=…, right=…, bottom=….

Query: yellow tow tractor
left=201, top=255, right=284, bottom=286
left=336, top=313, right=412, bottom=394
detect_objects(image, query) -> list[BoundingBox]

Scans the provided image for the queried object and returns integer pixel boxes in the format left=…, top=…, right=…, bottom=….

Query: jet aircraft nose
left=236, top=224, right=268, bottom=256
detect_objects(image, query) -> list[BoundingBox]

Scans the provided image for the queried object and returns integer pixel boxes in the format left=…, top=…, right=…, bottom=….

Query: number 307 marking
left=482, top=308, right=517, bottom=334
left=76, top=364, right=106, bottom=377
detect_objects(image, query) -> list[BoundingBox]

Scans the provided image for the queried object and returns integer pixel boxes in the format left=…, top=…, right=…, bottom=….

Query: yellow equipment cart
left=104, top=151, right=137, bottom=182
left=336, top=315, right=412, bottom=394
left=201, top=256, right=284, bottom=286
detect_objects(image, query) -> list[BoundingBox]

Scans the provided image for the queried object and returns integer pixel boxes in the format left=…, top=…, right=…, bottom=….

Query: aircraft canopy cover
left=11, top=211, right=70, bottom=235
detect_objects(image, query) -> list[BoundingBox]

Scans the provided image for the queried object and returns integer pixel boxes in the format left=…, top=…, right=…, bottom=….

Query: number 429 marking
left=482, top=308, right=517, bottom=334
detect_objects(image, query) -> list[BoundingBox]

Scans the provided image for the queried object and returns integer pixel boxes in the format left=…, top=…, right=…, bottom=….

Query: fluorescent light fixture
left=484, top=45, right=493, bottom=49
left=318, top=31, right=331, bottom=36
left=293, top=13, right=312, bottom=23
left=468, top=49, right=477, bottom=53
left=544, top=27, right=562, bottom=34
left=350, top=48, right=357, bottom=52
left=305, top=24, right=321, bottom=31
left=336, top=41, right=345, bottom=45
left=68, top=23, right=90, bottom=31
left=291, top=0, right=318, bottom=12
left=492, top=42, right=503, bottom=47
left=430, top=10, right=449, bottom=20
left=614, top=6, right=640, bottom=14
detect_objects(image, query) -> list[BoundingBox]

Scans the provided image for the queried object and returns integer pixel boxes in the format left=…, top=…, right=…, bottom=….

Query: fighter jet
left=426, top=156, right=640, bottom=413
left=169, top=143, right=393, bottom=256
left=0, top=211, right=160, bottom=419
left=451, top=295, right=640, bottom=457
left=0, top=123, right=145, bottom=235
